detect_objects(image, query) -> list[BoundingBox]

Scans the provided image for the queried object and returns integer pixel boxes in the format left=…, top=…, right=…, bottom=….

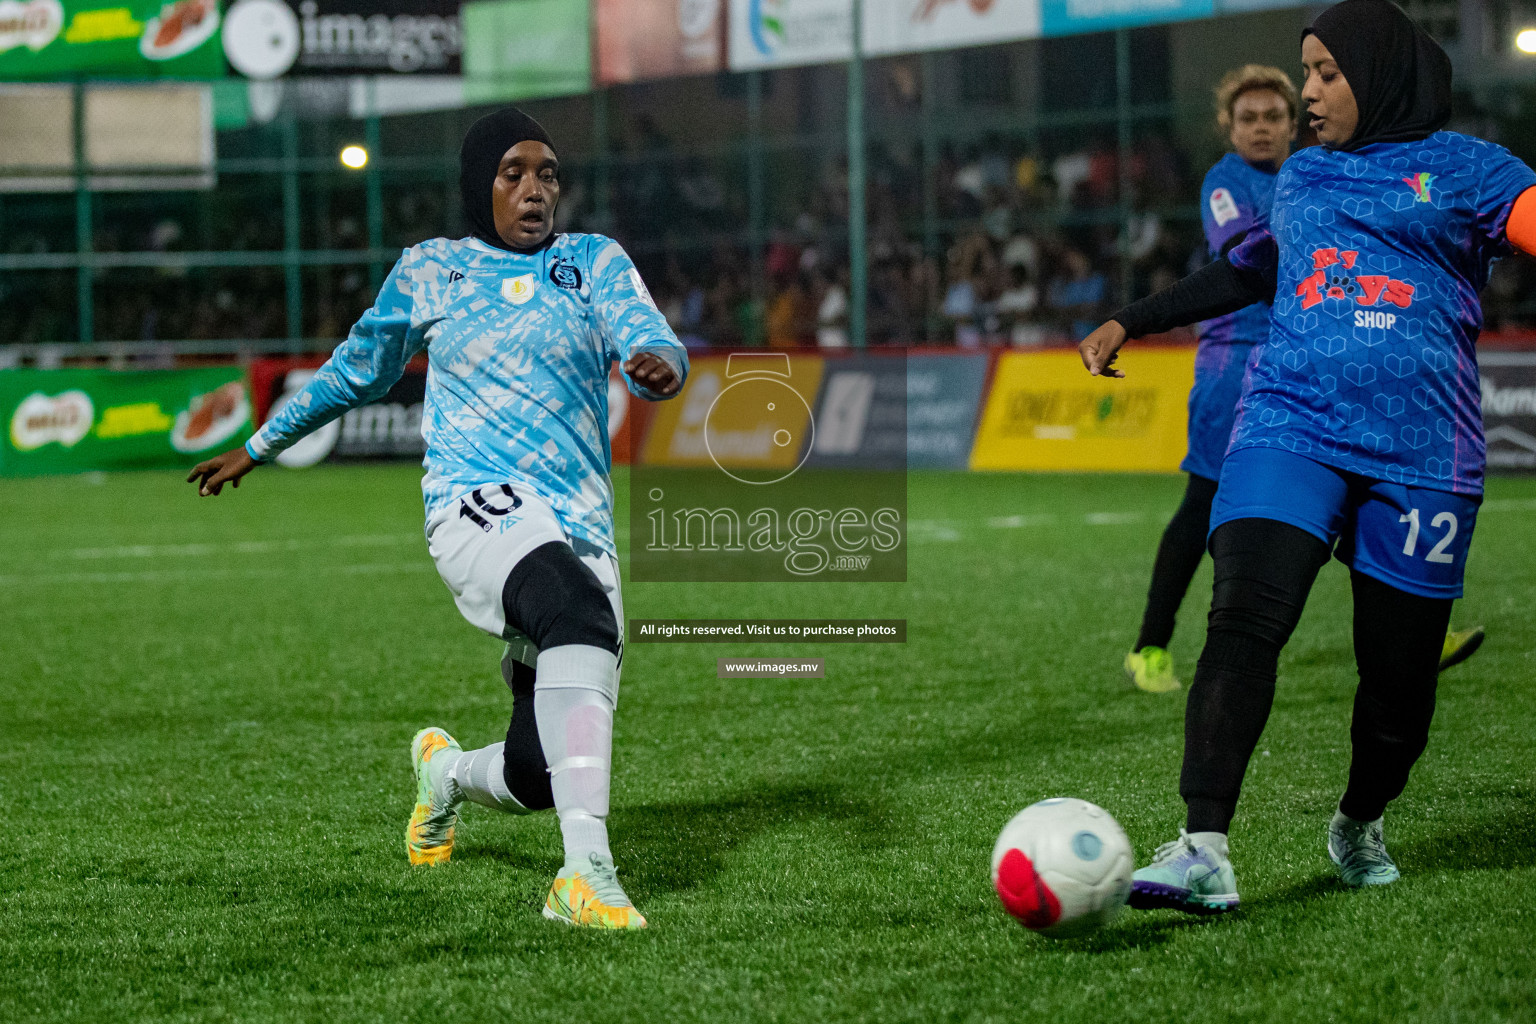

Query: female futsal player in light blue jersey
left=190, top=108, right=688, bottom=930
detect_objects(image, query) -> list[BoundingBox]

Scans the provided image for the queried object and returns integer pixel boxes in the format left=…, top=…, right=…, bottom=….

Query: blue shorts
left=1181, top=342, right=1256, bottom=482
left=1211, top=446, right=1481, bottom=599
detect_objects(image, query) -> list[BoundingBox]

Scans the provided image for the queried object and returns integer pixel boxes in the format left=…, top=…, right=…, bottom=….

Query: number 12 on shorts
left=1400, top=508, right=1458, bottom=564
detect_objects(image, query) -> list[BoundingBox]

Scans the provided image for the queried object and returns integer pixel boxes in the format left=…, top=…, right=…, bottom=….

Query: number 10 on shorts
left=1400, top=508, right=1457, bottom=564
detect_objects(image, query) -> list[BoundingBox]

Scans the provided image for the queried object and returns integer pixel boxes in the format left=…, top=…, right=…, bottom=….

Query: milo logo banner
left=0, top=0, right=223, bottom=79
left=0, top=366, right=250, bottom=477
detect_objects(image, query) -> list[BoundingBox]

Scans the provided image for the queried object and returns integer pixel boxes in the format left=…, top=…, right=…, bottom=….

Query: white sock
left=534, top=645, right=619, bottom=869
left=443, top=742, right=530, bottom=815
left=1332, top=808, right=1381, bottom=829
left=1188, top=830, right=1229, bottom=859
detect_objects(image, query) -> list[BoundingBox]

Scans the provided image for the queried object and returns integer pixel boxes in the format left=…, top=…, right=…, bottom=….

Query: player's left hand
left=1079, top=320, right=1129, bottom=378
left=187, top=445, right=257, bottom=496
left=624, top=353, right=682, bottom=397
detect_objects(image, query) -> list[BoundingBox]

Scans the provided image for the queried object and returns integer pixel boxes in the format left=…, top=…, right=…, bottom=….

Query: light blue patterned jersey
left=246, top=233, right=688, bottom=555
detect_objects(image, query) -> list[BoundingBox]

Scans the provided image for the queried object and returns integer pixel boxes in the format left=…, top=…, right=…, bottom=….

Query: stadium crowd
left=3, top=129, right=1532, bottom=348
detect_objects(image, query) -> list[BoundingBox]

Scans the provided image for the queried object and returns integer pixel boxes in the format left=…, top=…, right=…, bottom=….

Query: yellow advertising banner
left=970, top=348, right=1196, bottom=472
left=641, top=353, right=825, bottom=470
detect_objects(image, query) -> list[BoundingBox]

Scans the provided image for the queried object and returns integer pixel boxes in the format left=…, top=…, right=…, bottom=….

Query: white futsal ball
left=990, top=798, right=1134, bottom=938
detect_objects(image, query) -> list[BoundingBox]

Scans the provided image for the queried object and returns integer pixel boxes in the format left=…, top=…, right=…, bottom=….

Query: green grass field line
left=0, top=466, right=1532, bottom=1023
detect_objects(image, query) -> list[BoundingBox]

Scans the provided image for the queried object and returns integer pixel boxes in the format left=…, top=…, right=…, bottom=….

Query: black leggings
left=1136, top=474, right=1220, bottom=651
left=1181, top=518, right=1452, bottom=834
left=495, top=540, right=619, bottom=811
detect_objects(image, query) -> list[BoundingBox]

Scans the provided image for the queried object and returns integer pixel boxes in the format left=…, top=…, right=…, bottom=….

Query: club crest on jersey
left=501, top=274, right=536, bottom=305
left=1402, top=172, right=1434, bottom=204
left=1296, top=247, right=1415, bottom=311
left=549, top=257, right=582, bottom=290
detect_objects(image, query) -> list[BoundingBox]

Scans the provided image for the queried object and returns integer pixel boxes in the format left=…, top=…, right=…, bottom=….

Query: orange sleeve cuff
left=1507, top=186, right=1536, bottom=256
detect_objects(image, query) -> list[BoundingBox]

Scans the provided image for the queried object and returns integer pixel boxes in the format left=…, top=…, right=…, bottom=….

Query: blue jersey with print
left=1196, top=152, right=1278, bottom=347
left=1228, top=132, right=1536, bottom=495
left=1183, top=341, right=1259, bottom=481
left=247, top=233, right=688, bottom=556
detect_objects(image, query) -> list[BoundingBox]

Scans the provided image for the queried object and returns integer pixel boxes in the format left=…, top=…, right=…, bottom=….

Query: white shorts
left=426, top=483, right=624, bottom=672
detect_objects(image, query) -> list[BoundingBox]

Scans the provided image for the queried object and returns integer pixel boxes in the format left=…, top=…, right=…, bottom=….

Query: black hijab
left=459, top=107, right=558, bottom=252
left=1303, top=0, right=1451, bottom=151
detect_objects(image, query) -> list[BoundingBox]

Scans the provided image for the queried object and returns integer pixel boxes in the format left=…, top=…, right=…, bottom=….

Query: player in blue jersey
left=1125, top=65, right=1298, bottom=694
left=187, top=108, right=688, bottom=929
left=1079, top=0, right=1536, bottom=910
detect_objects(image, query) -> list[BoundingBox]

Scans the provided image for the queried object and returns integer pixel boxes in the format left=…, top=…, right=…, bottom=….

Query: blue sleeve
left=1202, top=164, right=1259, bottom=258
left=589, top=239, right=689, bottom=401
left=1228, top=227, right=1278, bottom=278
left=1472, top=143, right=1536, bottom=252
left=247, top=255, right=427, bottom=462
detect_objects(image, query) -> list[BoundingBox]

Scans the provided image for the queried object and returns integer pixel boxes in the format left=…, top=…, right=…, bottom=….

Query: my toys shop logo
left=1296, top=247, right=1416, bottom=326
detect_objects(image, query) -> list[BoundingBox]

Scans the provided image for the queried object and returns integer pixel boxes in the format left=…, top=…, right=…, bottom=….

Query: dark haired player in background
left=188, top=108, right=686, bottom=929
left=1080, top=0, right=1536, bottom=911
left=1125, top=65, right=1298, bottom=694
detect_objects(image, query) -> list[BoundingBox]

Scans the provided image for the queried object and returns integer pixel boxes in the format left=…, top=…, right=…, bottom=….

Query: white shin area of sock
left=445, top=742, right=530, bottom=814
left=534, top=645, right=618, bottom=868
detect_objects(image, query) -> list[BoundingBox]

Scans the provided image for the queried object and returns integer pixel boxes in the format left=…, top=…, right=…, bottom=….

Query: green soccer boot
left=407, top=727, right=463, bottom=866
left=544, top=853, right=648, bottom=930
left=1439, top=626, right=1485, bottom=673
left=1129, top=830, right=1240, bottom=913
left=1327, top=811, right=1400, bottom=887
left=1125, top=646, right=1181, bottom=693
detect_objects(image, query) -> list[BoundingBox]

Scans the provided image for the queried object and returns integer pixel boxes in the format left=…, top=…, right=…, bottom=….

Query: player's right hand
left=187, top=445, right=257, bottom=496
left=1079, top=321, right=1129, bottom=378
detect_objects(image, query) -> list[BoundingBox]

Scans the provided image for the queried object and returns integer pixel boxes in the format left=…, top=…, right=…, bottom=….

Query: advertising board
left=804, top=351, right=906, bottom=471
left=969, top=348, right=1193, bottom=473
left=594, top=0, right=722, bottom=84
left=461, top=0, right=589, bottom=102
left=1038, top=0, right=1214, bottom=35
left=726, top=0, right=849, bottom=70
left=864, top=0, right=1040, bottom=56
left=0, top=366, right=250, bottom=476
left=0, top=0, right=223, bottom=79
left=1480, top=353, right=1536, bottom=474
left=906, top=351, right=988, bottom=469
left=219, top=0, right=461, bottom=79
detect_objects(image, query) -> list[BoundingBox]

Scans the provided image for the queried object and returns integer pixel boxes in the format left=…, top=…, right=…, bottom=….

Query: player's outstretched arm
left=187, top=445, right=257, bottom=497
left=1078, top=240, right=1278, bottom=379
left=622, top=352, right=681, bottom=397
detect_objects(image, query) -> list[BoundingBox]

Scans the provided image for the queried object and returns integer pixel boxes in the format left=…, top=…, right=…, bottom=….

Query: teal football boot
left=1327, top=811, right=1400, bottom=887
left=1129, top=830, right=1239, bottom=913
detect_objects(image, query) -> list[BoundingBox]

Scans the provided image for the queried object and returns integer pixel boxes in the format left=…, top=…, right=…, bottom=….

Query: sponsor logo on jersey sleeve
left=1209, top=187, right=1240, bottom=227
left=501, top=273, right=536, bottom=305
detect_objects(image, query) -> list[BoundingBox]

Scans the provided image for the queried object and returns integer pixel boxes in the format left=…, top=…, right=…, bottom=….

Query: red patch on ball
left=995, top=847, right=1062, bottom=929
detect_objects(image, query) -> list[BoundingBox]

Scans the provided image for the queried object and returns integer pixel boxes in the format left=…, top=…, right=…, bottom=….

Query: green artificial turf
left=0, top=464, right=1532, bottom=1023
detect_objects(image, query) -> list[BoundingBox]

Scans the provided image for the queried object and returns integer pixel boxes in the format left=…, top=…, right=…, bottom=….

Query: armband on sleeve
left=1507, top=186, right=1536, bottom=257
